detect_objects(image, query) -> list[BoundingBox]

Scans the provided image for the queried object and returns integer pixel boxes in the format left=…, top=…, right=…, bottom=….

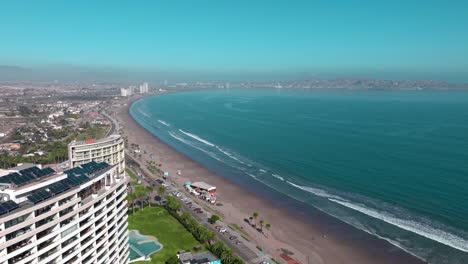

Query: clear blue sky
left=1, top=0, right=467, bottom=78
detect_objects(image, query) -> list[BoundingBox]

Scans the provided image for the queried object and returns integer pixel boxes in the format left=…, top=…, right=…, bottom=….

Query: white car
left=219, top=228, right=227, bottom=233
left=176, top=193, right=182, bottom=197
left=162, top=183, right=169, bottom=187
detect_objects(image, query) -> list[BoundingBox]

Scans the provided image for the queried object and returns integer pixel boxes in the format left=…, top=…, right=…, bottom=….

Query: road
left=126, top=154, right=270, bottom=264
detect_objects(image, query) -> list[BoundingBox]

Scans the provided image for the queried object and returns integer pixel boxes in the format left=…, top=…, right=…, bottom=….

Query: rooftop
left=68, top=134, right=121, bottom=146
left=179, top=251, right=220, bottom=264
left=0, top=160, right=111, bottom=218
left=190, top=181, right=216, bottom=191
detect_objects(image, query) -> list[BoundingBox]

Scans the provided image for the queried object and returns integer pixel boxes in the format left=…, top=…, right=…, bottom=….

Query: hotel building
left=68, top=135, right=125, bottom=175
left=0, top=160, right=129, bottom=264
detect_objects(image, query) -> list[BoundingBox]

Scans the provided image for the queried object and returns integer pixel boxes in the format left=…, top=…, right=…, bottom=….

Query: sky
left=0, top=0, right=468, bottom=81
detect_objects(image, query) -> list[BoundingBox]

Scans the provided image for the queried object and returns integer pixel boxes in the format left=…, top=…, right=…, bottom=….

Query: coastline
left=113, top=93, right=425, bottom=264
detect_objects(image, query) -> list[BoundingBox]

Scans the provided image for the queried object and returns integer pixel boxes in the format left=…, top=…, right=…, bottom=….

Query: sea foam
left=157, top=120, right=170, bottom=127
left=329, top=198, right=468, bottom=253
left=286, top=181, right=468, bottom=253
left=179, top=129, right=216, bottom=147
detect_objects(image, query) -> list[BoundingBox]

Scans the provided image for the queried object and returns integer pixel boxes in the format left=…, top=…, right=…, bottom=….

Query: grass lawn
left=128, top=207, right=203, bottom=264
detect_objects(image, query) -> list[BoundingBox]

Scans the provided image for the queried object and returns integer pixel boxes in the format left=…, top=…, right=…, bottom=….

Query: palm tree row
left=250, top=211, right=272, bottom=236
left=164, top=196, right=245, bottom=264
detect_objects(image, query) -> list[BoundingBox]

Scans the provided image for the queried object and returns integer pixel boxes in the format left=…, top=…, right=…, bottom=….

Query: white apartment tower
left=68, top=135, right=125, bottom=175
left=0, top=161, right=129, bottom=264
left=139, top=83, right=149, bottom=94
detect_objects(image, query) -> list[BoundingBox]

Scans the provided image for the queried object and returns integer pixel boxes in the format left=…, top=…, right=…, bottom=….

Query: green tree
left=157, top=185, right=167, bottom=204
left=166, top=255, right=179, bottom=264
left=259, top=219, right=264, bottom=232
left=252, top=212, right=259, bottom=227
left=221, top=248, right=234, bottom=264
left=208, top=214, right=221, bottom=224
left=265, top=223, right=271, bottom=237
left=166, top=196, right=181, bottom=211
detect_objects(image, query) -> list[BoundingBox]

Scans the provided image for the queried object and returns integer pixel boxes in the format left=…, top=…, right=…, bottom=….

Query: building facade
left=0, top=161, right=129, bottom=264
left=68, top=135, right=125, bottom=176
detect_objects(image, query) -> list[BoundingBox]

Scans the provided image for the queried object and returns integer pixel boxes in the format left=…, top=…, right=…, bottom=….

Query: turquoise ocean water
left=130, top=89, right=468, bottom=263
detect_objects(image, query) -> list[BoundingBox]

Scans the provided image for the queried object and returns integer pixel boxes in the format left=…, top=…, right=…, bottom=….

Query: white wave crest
left=157, top=120, right=170, bottom=126
left=179, top=129, right=216, bottom=147
left=216, top=147, right=247, bottom=165
left=272, top=174, right=284, bottom=181
left=259, top=169, right=267, bottom=173
left=329, top=198, right=468, bottom=253
left=286, top=181, right=341, bottom=200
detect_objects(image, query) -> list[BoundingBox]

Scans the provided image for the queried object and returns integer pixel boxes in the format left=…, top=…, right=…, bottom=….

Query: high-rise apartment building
left=68, top=135, right=125, bottom=176
left=0, top=161, right=129, bottom=264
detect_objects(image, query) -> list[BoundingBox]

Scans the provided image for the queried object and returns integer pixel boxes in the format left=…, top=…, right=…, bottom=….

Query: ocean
left=130, top=88, right=468, bottom=264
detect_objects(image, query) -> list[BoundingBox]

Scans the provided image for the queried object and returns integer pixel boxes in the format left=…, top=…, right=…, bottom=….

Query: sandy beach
left=111, top=95, right=424, bottom=264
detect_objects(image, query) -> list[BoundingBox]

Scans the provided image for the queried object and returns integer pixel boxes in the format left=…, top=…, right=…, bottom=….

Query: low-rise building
left=178, top=251, right=221, bottom=264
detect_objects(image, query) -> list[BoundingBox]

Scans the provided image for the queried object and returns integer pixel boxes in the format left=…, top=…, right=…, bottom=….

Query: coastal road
left=101, top=110, right=117, bottom=136
left=126, top=155, right=267, bottom=264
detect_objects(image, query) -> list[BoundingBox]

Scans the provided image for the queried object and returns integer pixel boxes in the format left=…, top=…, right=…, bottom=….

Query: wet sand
left=112, top=95, right=424, bottom=264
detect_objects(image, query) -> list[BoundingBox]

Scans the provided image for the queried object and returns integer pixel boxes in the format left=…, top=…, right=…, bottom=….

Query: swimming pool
left=128, top=230, right=163, bottom=262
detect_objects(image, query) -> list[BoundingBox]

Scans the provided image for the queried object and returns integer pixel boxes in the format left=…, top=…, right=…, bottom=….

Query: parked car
left=219, top=228, right=227, bottom=233
left=229, top=236, right=237, bottom=240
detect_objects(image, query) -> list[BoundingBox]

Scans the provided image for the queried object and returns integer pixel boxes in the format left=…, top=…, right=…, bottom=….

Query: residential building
left=0, top=161, right=129, bottom=264
left=139, top=83, right=149, bottom=94
left=68, top=135, right=125, bottom=176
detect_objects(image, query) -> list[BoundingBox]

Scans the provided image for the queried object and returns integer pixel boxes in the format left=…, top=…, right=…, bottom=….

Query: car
left=185, top=201, right=192, bottom=204
left=235, top=241, right=242, bottom=245
left=215, top=226, right=221, bottom=230
left=197, top=211, right=203, bottom=214
left=229, top=236, right=237, bottom=240
left=219, top=228, right=227, bottom=233
left=162, top=183, right=169, bottom=187
left=188, top=205, right=193, bottom=208
left=176, top=193, right=182, bottom=197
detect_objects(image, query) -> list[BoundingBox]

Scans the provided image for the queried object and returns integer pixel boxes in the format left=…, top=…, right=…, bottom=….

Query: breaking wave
left=179, top=129, right=216, bottom=147
left=157, top=120, right=170, bottom=127
left=272, top=174, right=284, bottom=181
left=286, top=181, right=468, bottom=254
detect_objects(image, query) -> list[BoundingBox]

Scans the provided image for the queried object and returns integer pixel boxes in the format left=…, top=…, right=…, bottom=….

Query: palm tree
left=259, top=220, right=264, bottom=232
left=252, top=212, right=259, bottom=227
left=157, top=185, right=166, bottom=205
left=145, top=186, right=152, bottom=207
left=205, top=230, right=216, bottom=245
left=211, top=241, right=225, bottom=256
left=265, top=223, right=271, bottom=237
left=221, top=248, right=234, bottom=264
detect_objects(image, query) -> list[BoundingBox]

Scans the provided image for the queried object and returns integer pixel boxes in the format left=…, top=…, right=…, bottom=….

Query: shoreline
left=113, top=93, right=425, bottom=264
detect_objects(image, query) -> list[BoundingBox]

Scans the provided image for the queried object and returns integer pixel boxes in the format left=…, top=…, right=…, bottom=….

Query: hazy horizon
left=1, top=0, right=468, bottom=82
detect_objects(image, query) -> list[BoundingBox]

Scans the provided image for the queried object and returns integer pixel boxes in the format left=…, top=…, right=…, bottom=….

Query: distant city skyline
left=1, top=0, right=468, bottom=82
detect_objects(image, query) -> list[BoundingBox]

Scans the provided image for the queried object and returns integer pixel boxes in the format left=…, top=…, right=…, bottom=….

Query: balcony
left=36, top=215, right=55, bottom=228
left=61, top=216, right=76, bottom=228
left=80, top=236, right=93, bottom=249
left=64, top=256, right=78, bottom=264
left=35, top=204, right=54, bottom=217
left=79, top=216, right=92, bottom=227
left=7, top=238, right=32, bottom=254
left=62, top=246, right=77, bottom=259
left=8, top=249, right=32, bottom=264
left=6, top=226, right=32, bottom=241
left=38, top=246, right=58, bottom=262
left=37, top=227, right=54, bottom=240
left=62, top=236, right=78, bottom=248
left=38, top=236, right=56, bottom=251
left=59, top=207, right=74, bottom=217
left=80, top=227, right=92, bottom=237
